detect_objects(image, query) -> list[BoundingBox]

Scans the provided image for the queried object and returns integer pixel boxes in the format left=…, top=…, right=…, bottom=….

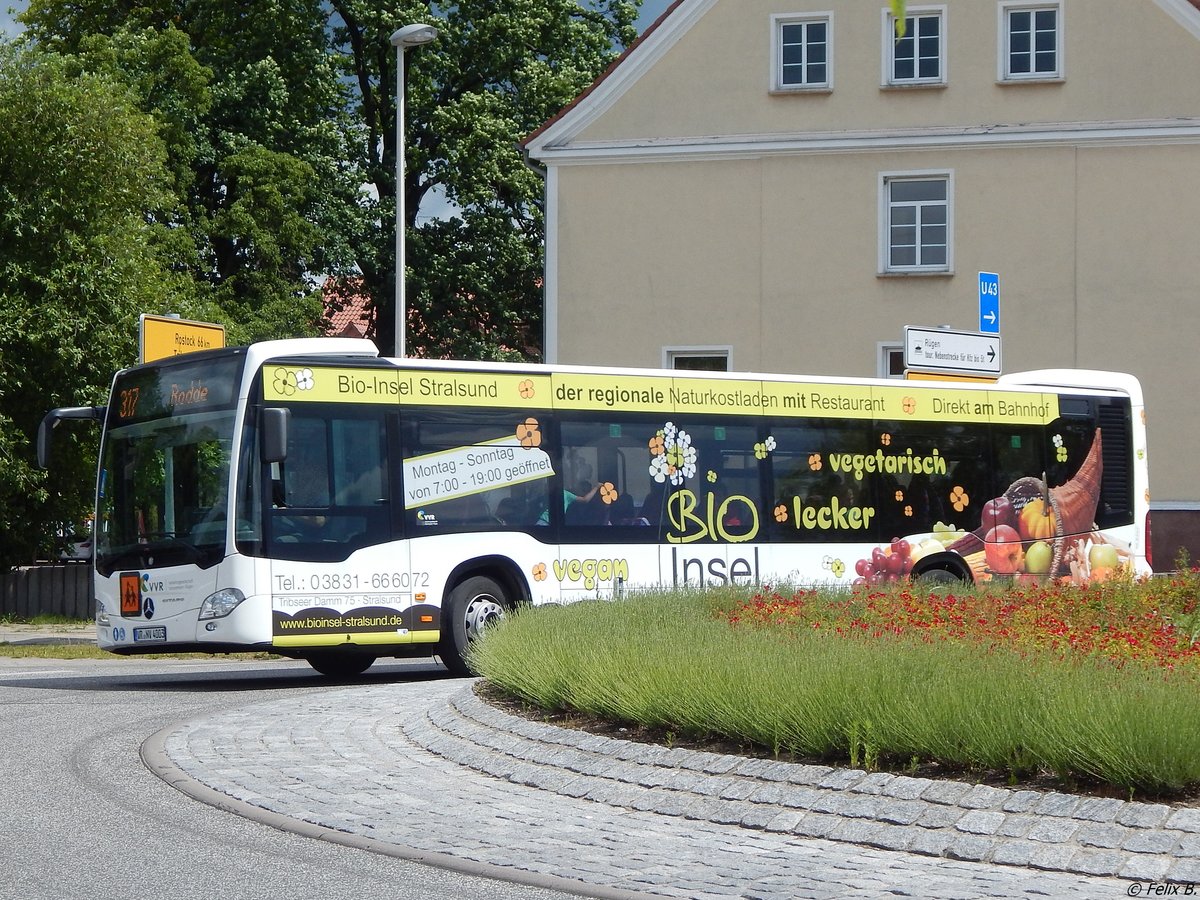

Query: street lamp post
left=390, top=23, right=439, bottom=358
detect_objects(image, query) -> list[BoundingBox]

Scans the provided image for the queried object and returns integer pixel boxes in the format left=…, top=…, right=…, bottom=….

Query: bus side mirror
left=261, top=407, right=290, bottom=464
left=37, top=406, right=106, bottom=469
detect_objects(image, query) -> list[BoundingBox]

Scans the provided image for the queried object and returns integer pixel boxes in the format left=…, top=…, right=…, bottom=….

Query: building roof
left=522, top=0, right=687, bottom=151
left=322, top=278, right=372, bottom=339
left=524, top=0, right=1200, bottom=157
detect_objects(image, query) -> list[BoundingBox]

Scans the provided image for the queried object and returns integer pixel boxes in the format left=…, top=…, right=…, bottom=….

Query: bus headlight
left=198, top=587, right=245, bottom=621
left=96, top=600, right=109, bottom=627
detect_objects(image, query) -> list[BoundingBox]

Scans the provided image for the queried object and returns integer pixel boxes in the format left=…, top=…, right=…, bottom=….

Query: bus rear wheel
left=306, top=652, right=375, bottom=678
left=915, top=566, right=968, bottom=588
left=440, top=575, right=508, bottom=676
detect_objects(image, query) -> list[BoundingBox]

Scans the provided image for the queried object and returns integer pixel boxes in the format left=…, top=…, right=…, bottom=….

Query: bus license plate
left=133, top=627, right=167, bottom=643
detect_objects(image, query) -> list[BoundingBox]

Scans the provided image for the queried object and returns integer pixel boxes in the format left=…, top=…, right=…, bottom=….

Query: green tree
left=24, top=0, right=362, bottom=343
left=23, top=0, right=641, bottom=359
left=0, top=42, right=187, bottom=568
left=332, top=0, right=640, bottom=358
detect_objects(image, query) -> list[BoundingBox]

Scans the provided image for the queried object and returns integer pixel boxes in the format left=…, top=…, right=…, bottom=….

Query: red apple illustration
left=981, top=496, right=1016, bottom=532
left=984, top=525, right=1025, bottom=574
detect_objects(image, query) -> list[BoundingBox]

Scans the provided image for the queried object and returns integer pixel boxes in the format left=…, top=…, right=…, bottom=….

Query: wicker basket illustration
left=949, top=429, right=1103, bottom=576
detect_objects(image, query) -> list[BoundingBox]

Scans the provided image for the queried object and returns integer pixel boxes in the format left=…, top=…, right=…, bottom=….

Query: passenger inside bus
left=495, top=497, right=522, bottom=525
left=639, top=481, right=667, bottom=525
left=538, top=482, right=601, bottom=525
left=609, top=493, right=650, bottom=526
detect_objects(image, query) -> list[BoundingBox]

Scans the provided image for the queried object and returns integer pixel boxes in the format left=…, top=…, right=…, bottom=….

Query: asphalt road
left=0, top=655, right=578, bottom=900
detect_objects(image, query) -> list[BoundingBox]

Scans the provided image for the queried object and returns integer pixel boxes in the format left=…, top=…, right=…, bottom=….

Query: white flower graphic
left=649, top=421, right=695, bottom=486
left=680, top=442, right=697, bottom=480
left=296, top=368, right=315, bottom=391
left=649, top=454, right=669, bottom=484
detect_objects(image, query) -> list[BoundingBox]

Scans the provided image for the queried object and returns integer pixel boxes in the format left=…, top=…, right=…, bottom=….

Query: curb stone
left=149, top=678, right=1143, bottom=898
left=400, top=683, right=1199, bottom=884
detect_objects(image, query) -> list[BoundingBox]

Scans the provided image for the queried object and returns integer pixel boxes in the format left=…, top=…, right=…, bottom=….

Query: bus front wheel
left=440, top=575, right=507, bottom=676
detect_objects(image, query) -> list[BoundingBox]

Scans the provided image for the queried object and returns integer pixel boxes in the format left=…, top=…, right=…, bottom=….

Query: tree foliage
left=0, top=42, right=186, bottom=567
left=331, top=0, right=640, bottom=358
left=1, top=0, right=640, bottom=566
left=24, top=0, right=356, bottom=343
left=22, top=0, right=640, bottom=358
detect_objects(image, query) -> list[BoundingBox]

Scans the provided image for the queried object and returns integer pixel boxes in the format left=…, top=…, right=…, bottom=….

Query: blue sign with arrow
left=979, top=272, right=1000, bottom=334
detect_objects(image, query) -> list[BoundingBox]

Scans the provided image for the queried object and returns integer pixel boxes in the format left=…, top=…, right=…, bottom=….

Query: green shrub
left=473, top=582, right=1200, bottom=797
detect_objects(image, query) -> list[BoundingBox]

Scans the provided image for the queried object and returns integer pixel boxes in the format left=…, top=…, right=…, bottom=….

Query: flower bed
left=714, top=571, right=1200, bottom=673
left=474, top=570, right=1200, bottom=797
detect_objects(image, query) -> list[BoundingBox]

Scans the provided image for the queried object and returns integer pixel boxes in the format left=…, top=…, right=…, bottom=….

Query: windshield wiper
left=141, top=534, right=204, bottom=563
left=98, top=535, right=207, bottom=575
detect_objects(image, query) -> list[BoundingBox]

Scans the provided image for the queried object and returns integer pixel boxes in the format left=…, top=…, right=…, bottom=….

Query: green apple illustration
left=1025, top=540, right=1053, bottom=574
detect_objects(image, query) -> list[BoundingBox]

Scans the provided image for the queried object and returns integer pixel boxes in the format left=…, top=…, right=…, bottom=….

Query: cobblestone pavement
left=144, top=677, right=1200, bottom=899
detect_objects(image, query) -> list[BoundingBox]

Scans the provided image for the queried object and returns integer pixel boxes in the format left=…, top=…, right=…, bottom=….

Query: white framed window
left=998, top=2, right=1063, bottom=81
left=771, top=13, right=833, bottom=92
left=664, top=347, right=732, bottom=372
left=878, top=343, right=906, bottom=379
left=883, top=5, right=946, bottom=87
left=879, top=171, right=953, bottom=274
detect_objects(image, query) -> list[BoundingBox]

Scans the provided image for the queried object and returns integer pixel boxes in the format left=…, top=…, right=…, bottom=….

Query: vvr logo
left=140, top=573, right=160, bottom=619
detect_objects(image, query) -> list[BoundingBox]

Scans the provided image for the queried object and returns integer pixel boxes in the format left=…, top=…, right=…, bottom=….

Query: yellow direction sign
left=140, top=314, right=225, bottom=363
left=905, top=371, right=997, bottom=384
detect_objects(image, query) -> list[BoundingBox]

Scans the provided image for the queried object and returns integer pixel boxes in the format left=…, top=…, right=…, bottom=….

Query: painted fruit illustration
left=853, top=539, right=917, bottom=584
left=1089, top=543, right=1120, bottom=570
left=948, top=429, right=1104, bottom=576
left=984, top=525, right=1024, bottom=574
left=981, top=496, right=1016, bottom=532
left=1018, top=497, right=1057, bottom=541
left=1025, top=540, right=1053, bottom=574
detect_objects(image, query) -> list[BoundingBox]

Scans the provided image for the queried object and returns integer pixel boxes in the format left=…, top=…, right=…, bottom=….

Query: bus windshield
left=96, top=410, right=237, bottom=575
left=95, top=354, right=243, bottom=575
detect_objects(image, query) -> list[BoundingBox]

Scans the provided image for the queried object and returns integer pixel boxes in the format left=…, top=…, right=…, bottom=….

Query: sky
left=3, top=2, right=676, bottom=40
left=637, top=0, right=673, bottom=33
left=1, top=4, right=19, bottom=38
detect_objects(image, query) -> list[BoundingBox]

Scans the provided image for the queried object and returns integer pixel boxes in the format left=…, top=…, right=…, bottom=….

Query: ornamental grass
left=471, top=567, right=1200, bottom=798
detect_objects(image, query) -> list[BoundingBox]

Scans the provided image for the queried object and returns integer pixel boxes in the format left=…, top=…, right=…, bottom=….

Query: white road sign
left=904, top=326, right=1002, bottom=377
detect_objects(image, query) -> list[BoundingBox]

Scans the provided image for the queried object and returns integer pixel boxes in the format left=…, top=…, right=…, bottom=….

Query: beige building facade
left=524, top=0, right=1200, bottom=562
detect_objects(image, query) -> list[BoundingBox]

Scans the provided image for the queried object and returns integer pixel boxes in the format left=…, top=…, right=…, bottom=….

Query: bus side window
left=401, top=412, right=553, bottom=534
left=559, top=417, right=663, bottom=536
left=266, top=410, right=391, bottom=552
left=992, top=428, right=1045, bottom=502
left=769, top=421, right=873, bottom=541
left=283, top=418, right=331, bottom=508
left=1095, top=401, right=1134, bottom=526
left=867, top=422, right=987, bottom=537
left=331, top=418, right=387, bottom=506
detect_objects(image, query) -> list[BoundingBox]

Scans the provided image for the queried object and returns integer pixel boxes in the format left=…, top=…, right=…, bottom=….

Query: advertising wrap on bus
left=264, top=363, right=1061, bottom=423
left=41, top=338, right=1149, bottom=677
left=261, top=362, right=1139, bottom=594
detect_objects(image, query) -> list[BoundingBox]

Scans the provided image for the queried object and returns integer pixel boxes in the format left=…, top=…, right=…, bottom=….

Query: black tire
left=915, top=566, right=967, bottom=588
left=440, top=575, right=508, bottom=676
left=306, top=652, right=375, bottom=678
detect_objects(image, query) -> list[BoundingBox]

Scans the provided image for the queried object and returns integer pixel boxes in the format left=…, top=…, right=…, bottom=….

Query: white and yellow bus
left=39, top=338, right=1151, bottom=676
